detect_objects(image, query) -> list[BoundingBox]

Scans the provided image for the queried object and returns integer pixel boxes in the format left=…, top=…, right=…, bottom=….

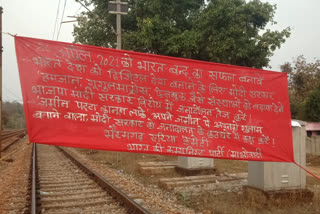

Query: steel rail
left=1, top=130, right=26, bottom=152
left=31, top=143, right=37, bottom=214
left=1, top=130, right=25, bottom=141
left=58, top=146, right=151, bottom=214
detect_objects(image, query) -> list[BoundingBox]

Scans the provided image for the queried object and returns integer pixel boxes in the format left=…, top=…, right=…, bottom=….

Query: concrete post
left=178, top=157, right=214, bottom=169
left=176, top=156, right=215, bottom=175
left=248, top=121, right=306, bottom=191
left=315, top=137, right=320, bottom=155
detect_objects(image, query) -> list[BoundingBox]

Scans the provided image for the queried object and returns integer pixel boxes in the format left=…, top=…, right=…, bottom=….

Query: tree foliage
left=1, top=101, right=26, bottom=129
left=304, top=87, right=320, bottom=122
left=73, top=0, right=290, bottom=68
left=281, top=56, right=320, bottom=121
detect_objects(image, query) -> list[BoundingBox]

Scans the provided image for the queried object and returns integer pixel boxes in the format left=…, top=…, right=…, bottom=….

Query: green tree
left=281, top=56, right=320, bottom=120
left=2, top=101, right=26, bottom=129
left=73, top=0, right=290, bottom=68
left=1, top=111, right=9, bottom=128
left=304, top=87, right=320, bottom=122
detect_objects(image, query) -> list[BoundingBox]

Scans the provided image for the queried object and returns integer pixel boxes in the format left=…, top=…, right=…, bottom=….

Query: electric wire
left=56, top=0, right=68, bottom=40
left=74, top=5, right=82, bottom=16
left=52, top=0, right=62, bottom=40
left=3, top=86, right=22, bottom=101
left=2, top=32, right=15, bottom=37
left=76, top=0, right=91, bottom=13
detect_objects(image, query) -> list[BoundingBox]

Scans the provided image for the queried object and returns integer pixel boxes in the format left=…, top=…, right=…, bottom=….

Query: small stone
left=134, top=198, right=144, bottom=204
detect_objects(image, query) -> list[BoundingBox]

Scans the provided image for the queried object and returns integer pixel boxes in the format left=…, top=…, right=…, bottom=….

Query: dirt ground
left=77, top=149, right=320, bottom=214
left=0, top=138, right=32, bottom=214
left=1, top=144, right=319, bottom=214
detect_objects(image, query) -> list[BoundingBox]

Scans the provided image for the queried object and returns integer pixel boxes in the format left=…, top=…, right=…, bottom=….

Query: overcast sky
left=1, top=0, right=320, bottom=102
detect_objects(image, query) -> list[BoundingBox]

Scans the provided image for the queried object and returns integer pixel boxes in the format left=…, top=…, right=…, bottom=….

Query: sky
left=1, top=0, right=320, bottom=102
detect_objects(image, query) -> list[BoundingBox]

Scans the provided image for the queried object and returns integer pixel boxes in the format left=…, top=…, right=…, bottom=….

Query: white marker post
left=248, top=121, right=306, bottom=191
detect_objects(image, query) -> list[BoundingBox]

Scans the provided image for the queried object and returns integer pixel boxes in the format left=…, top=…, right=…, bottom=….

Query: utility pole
left=116, top=1, right=121, bottom=50
left=0, top=7, right=3, bottom=158
left=108, top=0, right=128, bottom=49
left=108, top=1, right=128, bottom=164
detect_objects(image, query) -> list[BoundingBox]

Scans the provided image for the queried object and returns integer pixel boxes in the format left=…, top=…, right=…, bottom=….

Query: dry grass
left=75, top=149, right=180, bottom=185
left=307, top=154, right=320, bottom=167
left=76, top=149, right=176, bottom=170
left=307, top=176, right=320, bottom=186
left=184, top=189, right=320, bottom=214
left=181, top=157, right=320, bottom=214
left=214, top=159, right=248, bottom=174
left=76, top=148, right=320, bottom=214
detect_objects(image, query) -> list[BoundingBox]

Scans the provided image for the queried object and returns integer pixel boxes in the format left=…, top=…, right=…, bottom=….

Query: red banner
left=15, top=36, right=293, bottom=162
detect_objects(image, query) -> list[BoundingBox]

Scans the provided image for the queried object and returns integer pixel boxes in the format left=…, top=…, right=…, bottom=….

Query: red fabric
left=15, top=36, right=294, bottom=162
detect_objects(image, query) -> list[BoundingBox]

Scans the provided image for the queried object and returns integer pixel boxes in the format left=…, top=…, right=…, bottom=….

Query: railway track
left=1, top=129, right=26, bottom=153
left=31, top=144, right=150, bottom=214
left=1, top=129, right=26, bottom=140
